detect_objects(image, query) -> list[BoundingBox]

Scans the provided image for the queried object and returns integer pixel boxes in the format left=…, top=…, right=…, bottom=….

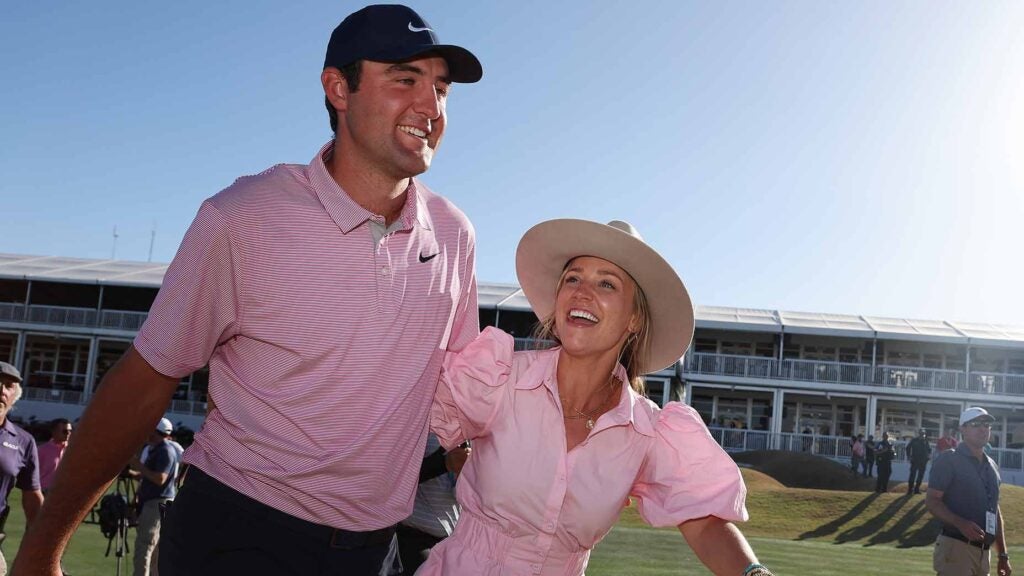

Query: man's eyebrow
left=386, top=63, right=451, bottom=85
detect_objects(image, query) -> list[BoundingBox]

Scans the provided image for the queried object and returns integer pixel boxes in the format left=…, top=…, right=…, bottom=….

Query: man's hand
left=997, top=555, right=1011, bottom=576
left=444, top=446, right=471, bottom=475
left=955, top=518, right=986, bottom=543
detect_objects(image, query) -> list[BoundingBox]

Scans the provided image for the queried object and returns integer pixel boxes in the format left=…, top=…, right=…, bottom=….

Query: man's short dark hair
left=325, top=60, right=363, bottom=134
left=51, top=417, right=71, bottom=432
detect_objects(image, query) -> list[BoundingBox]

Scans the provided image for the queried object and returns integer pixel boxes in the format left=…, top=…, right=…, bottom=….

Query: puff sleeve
left=631, top=403, right=749, bottom=527
left=430, top=327, right=514, bottom=451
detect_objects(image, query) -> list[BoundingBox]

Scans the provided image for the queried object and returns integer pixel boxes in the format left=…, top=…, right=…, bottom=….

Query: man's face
left=53, top=422, right=73, bottom=444
left=960, top=419, right=992, bottom=449
left=0, top=376, right=18, bottom=422
left=336, top=56, right=451, bottom=180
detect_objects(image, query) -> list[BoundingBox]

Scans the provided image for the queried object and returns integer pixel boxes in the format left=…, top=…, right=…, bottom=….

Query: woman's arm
left=678, top=515, right=769, bottom=575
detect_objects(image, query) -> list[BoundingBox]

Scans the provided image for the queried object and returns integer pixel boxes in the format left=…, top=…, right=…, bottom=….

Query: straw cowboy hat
left=515, top=219, right=695, bottom=373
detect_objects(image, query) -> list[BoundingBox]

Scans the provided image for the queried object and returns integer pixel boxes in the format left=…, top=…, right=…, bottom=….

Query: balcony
left=684, top=351, right=1024, bottom=398
left=0, top=302, right=148, bottom=332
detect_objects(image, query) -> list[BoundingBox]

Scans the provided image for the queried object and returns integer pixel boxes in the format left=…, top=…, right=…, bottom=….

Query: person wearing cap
left=927, top=407, right=1011, bottom=576
left=421, top=219, right=772, bottom=576
left=906, top=428, right=931, bottom=495
left=0, top=362, right=44, bottom=576
left=874, top=432, right=895, bottom=493
left=128, top=418, right=180, bottom=576
left=14, top=5, right=482, bottom=576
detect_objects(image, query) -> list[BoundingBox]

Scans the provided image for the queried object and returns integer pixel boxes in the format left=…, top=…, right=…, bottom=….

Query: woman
left=419, top=219, right=772, bottom=576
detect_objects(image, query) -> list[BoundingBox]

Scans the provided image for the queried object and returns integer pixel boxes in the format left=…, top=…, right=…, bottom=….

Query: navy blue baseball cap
left=324, top=4, right=482, bottom=83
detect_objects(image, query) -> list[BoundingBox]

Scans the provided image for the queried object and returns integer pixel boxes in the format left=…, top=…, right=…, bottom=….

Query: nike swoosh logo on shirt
left=408, top=23, right=433, bottom=33
left=419, top=252, right=440, bottom=263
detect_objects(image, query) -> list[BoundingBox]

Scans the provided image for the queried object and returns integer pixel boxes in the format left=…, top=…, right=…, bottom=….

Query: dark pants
left=876, top=461, right=892, bottom=492
left=396, top=524, right=444, bottom=574
left=862, top=456, right=874, bottom=477
left=159, top=468, right=397, bottom=576
left=908, top=461, right=927, bottom=493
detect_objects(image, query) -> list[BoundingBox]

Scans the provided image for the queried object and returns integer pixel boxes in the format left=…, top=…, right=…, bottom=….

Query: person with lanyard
left=421, top=219, right=773, bottom=576
left=926, top=407, right=1011, bottom=576
left=0, top=362, right=44, bottom=576
left=13, top=5, right=482, bottom=576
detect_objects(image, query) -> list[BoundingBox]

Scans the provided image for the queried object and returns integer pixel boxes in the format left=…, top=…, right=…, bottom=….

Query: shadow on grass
left=834, top=493, right=914, bottom=544
left=867, top=497, right=940, bottom=548
left=798, top=492, right=881, bottom=540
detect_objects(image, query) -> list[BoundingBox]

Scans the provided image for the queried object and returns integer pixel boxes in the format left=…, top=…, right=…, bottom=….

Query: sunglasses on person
left=963, top=421, right=992, bottom=429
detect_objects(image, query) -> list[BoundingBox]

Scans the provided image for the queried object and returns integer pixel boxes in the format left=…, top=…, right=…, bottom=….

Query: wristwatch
left=998, top=552, right=1010, bottom=561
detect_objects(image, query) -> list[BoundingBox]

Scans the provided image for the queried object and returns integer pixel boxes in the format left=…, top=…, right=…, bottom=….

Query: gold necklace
left=560, top=375, right=620, bottom=430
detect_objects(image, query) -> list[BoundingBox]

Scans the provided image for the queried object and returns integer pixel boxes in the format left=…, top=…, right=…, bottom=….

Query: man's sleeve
left=16, top=437, right=41, bottom=491
left=929, top=454, right=952, bottom=491
left=134, top=200, right=242, bottom=378
left=146, top=444, right=175, bottom=476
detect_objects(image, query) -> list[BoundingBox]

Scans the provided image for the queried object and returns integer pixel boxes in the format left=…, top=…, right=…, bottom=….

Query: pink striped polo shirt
left=134, top=141, right=479, bottom=531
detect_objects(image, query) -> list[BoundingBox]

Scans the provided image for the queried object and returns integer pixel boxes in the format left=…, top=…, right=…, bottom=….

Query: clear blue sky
left=3, top=2, right=1022, bottom=325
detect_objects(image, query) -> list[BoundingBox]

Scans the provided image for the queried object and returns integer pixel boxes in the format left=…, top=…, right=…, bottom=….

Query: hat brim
left=364, top=44, right=482, bottom=83
left=515, top=219, right=694, bottom=373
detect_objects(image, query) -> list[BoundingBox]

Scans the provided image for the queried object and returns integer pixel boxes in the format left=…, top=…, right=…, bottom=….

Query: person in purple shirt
left=0, top=362, right=44, bottom=575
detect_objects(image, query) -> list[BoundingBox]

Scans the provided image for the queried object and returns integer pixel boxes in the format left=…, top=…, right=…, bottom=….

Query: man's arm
left=21, top=489, right=43, bottom=527
left=12, top=346, right=179, bottom=576
left=925, top=487, right=986, bottom=542
left=996, top=506, right=1012, bottom=576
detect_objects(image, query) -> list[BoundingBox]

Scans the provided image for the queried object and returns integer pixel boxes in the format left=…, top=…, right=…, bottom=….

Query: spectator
left=875, top=433, right=895, bottom=493
left=13, top=6, right=483, bottom=575
left=128, top=418, right=180, bottom=576
left=926, top=407, right=1010, bottom=576
left=38, top=419, right=72, bottom=494
left=863, top=435, right=876, bottom=478
left=936, top=428, right=959, bottom=454
left=851, top=434, right=865, bottom=478
left=396, top=434, right=467, bottom=573
left=906, top=428, right=931, bottom=495
left=0, top=362, right=44, bottom=575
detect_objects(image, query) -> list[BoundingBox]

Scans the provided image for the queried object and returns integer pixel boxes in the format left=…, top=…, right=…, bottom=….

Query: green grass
left=5, top=458, right=1024, bottom=575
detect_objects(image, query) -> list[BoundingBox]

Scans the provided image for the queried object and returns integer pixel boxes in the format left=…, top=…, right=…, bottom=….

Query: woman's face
left=553, top=256, right=638, bottom=362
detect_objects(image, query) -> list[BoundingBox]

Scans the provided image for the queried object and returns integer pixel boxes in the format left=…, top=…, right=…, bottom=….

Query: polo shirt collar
left=307, top=140, right=433, bottom=234
left=514, top=348, right=656, bottom=438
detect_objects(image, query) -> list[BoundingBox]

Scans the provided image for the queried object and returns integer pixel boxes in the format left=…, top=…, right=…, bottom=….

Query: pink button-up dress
left=419, top=328, right=748, bottom=576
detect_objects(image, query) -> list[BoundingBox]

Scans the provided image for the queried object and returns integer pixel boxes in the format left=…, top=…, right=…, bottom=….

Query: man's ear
left=321, top=67, right=349, bottom=113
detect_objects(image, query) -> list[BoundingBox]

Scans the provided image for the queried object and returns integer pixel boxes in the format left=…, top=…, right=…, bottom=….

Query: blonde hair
left=530, top=261, right=653, bottom=396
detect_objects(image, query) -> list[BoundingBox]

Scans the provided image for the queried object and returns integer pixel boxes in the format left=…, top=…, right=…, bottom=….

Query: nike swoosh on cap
left=408, top=22, right=433, bottom=33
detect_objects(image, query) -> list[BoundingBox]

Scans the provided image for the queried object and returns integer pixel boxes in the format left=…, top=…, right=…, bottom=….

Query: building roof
left=2, top=252, right=1022, bottom=348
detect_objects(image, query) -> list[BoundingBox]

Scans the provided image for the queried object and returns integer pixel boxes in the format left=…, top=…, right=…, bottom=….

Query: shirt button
left=380, top=266, right=389, bottom=275
left=546, top=522, right=555, bottom=531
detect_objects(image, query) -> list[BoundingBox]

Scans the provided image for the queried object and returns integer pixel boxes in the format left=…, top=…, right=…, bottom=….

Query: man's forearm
left=12, top=346, right=179, bottom=575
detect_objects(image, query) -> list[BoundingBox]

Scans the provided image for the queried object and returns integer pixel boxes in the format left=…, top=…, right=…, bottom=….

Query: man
left=906, top=428, right=931, bottom=495
left=874, top=432, right=895, bottom=493
left=37, top=419, right=72, bottom=494
left=0, top=362, right=44, bottom=576
left=129, top=418, right=179, bottom=576
left=396, top=435, right=468, bottom=573
left=936, top=428, right=959, bottom=453
left=926, top=407, right=1011, bottom=576
left=13, top=5, right=482, bottom=576
left=863, top=434, right=876, bottom=478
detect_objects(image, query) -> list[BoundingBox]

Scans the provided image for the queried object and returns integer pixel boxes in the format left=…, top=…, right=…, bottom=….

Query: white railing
left=100, top=309, right=149, bottom=331
left=686, top=352, right=779, bottom=379
left=23, top=386, right=85, bottom=405
left=26, top=304, right=98, bottom=328
left=782, top=358, right=871, bottom=385
left=0, top=302, right=148, bottom=332
left=169, top=398, right=208, bottom=416
left=682, top=352, right=1024, bottom=397
left=873, top=365, right=964, bottom=392
left=0, top=302, right=27, bottom=322
left=707, top=427, right=772, bottom=452
left=971, top=372, right=1024, bottom=396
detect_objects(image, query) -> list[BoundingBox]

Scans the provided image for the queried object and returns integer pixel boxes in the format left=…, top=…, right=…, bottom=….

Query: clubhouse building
left=4, top=252, right=1024, bottom=484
